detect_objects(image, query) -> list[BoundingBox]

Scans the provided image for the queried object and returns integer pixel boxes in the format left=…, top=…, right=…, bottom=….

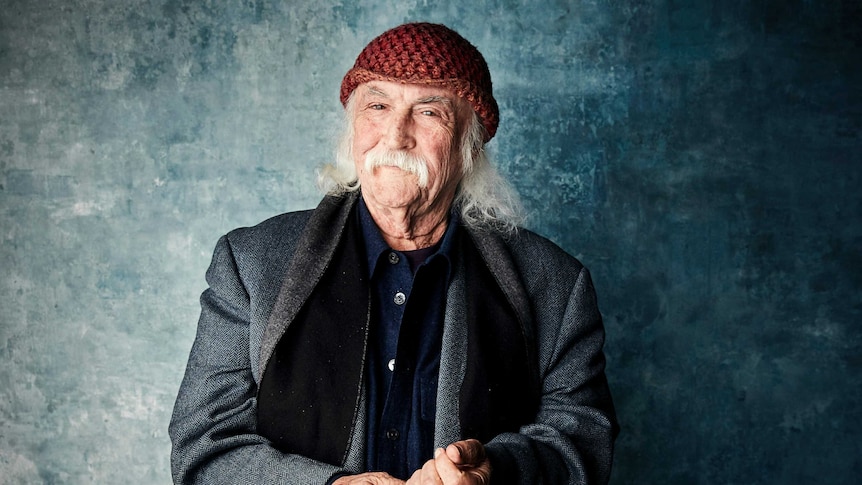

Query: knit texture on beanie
left=341, top=22, right=499, bottom=141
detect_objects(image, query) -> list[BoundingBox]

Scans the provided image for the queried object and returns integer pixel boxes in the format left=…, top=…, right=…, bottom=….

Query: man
left=169, top=22, right=618, bottom=485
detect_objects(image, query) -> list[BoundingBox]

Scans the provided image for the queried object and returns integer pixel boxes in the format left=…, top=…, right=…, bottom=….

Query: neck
left=362, top=198, right=451, bottom=251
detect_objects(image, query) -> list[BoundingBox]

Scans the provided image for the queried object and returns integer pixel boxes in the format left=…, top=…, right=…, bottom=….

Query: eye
left=419, top=109, right=438, bottom=117
left=369, top=103, right=386, bottom=110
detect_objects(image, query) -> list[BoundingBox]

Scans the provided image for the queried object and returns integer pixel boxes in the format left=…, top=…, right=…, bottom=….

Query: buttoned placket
left=375, top=248, right=414, bottom=466
left=358, top=197, right=456, bottom=478
left=384, top=251, right=408, bottom=377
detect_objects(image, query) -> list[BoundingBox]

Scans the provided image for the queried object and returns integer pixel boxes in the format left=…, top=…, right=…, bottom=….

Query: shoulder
left=223, top=209, right=314, bottom=254
left=503, top=228, right=586, bottom=282
left=210, top=194, right=357, bottom=284
left=207, top=209, right=317, bottom=290
left=222, top=193, right=356, bottom=257
left=465, top=224, right=593, bottom=317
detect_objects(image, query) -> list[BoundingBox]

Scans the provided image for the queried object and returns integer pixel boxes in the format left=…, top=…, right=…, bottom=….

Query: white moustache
left=364, top=149, right=430, bottom=188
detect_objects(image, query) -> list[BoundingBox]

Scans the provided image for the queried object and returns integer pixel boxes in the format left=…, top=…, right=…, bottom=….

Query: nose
left=384, top=111, right=415, bottom=150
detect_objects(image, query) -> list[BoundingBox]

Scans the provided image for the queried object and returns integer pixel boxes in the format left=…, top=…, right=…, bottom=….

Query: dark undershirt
left=358, top=197, right=458, bottom=480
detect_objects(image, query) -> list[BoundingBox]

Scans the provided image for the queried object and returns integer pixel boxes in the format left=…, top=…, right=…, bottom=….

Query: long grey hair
left=317, top=95, right=524, bottom=234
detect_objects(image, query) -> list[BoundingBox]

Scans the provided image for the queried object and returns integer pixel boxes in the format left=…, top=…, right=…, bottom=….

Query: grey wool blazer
left=169, top=192, right=618, bottom=484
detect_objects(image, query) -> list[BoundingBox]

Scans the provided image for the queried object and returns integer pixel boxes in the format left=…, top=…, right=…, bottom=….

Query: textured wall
left=1, top=1, right=859, bottom=483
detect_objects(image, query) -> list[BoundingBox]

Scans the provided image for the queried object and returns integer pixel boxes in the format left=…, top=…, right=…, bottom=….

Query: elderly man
left=169, top=22, right=618, bottom=485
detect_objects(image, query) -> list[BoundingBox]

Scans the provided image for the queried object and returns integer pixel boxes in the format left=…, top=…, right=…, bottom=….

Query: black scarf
left=257, top=208, right=539, bottom=466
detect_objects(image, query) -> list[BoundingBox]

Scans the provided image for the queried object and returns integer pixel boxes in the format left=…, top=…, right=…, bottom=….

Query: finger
left=445, top=444, right=462, bottom=464
left=434, top=446, right=465, bottom=483
left=421, top=456, right=443, bottom=485
left=449, top=439, right=486, bottom=467
left=467, top=461, right=492, bottom=485
left=405, top=468, right=423, bottom=485
left=336, top=471, right=406, bottom=485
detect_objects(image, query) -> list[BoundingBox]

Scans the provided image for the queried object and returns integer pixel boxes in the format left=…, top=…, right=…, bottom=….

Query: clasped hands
left=332, top=439, right=490, bottom=485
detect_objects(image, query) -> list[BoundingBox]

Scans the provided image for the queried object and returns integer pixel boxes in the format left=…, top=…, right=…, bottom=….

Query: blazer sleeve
left=168, top=235, right=344, bottom=484
left=483, top=264, right=618, bottom=485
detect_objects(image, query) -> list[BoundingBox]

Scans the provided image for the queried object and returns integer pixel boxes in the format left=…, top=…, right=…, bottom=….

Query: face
left=351, top=80, right=471, bottom=218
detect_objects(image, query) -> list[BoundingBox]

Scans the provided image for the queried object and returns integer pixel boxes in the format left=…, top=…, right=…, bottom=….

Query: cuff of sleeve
left=484, top=445, right=518, bottom=485
left=326, top=472, right=348, bottom=485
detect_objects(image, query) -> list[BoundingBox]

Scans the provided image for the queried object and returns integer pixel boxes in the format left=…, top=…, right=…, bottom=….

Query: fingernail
left=434, top=448, right=443, bottom=458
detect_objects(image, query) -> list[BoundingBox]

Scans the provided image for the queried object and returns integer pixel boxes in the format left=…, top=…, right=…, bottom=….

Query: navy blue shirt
left=359, top=198, right=458, bottom=480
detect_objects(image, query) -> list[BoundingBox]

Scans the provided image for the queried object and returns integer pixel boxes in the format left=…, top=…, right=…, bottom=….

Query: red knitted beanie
left=341, top=22, right=499, bottom=141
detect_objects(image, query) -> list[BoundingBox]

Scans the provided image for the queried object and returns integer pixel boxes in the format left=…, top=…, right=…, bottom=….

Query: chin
left=365, top=181, right=421, bottom=207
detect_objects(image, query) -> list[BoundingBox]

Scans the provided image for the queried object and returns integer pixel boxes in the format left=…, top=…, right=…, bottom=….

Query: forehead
left=359, top=80, right=464, bottom=106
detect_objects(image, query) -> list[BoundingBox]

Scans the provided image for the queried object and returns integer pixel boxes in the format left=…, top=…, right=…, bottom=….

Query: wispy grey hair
left=317, top=94, right=524, bottom=234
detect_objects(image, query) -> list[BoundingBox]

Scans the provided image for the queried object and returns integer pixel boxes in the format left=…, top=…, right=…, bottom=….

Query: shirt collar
left=358, top=195, right=459, bottom=279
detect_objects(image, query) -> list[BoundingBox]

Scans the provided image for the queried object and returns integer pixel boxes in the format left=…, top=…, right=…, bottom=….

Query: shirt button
left=388, top=358, right=396, bottom=372
left=388, top=252, right=400, bottom=264
left=386, top=428, right=400, bottom=440
left=393, top=292, right=406, bottom=305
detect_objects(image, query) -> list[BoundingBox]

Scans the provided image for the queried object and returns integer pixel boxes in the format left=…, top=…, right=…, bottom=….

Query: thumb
left=447, top=439, right=486, bottom=467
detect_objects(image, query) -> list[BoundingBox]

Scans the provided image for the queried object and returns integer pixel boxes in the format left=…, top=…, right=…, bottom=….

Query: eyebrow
left=366, top=86, right=389, bottom=98
left=415, top=95, right=454, bottom=107
left=364, top=86, right=455, bottom=107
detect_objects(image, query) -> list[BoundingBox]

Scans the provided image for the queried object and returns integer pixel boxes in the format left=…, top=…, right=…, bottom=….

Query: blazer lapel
left=258, top=192, right=360, bottom=377
left=256, top=191, right=370, bottom=468
left=435, top=259, right=469, bottom=447
left=435, top=228, right=540, bottom=447
left=467, top=228, right=536, bottom=353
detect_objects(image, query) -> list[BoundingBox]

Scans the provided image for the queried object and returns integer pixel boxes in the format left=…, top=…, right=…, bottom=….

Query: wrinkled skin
left=332, top=439, right=490, bottom=485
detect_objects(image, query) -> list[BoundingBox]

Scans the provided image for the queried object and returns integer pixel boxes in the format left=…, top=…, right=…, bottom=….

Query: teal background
left=1, top=1, right=860, bottom=483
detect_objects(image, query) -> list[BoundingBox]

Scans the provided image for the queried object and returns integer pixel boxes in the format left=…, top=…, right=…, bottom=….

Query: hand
left=406, top=439, right=491, bottom=485
left=332, top=472, right=406, bottom=485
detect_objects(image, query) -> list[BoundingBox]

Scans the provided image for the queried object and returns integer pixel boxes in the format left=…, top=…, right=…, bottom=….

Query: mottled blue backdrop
left=1, top=1, right=859, bottom=483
